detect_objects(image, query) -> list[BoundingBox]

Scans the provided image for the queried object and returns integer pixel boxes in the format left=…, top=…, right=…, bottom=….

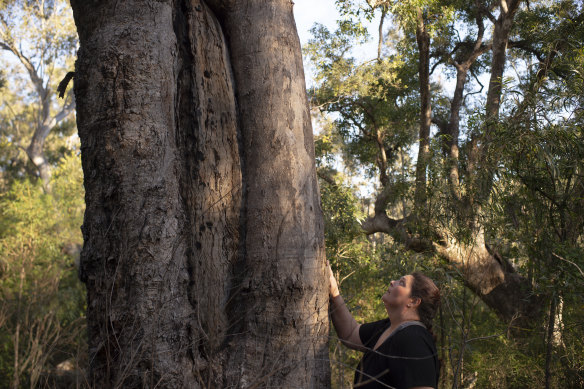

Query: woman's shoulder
left=390, top=324, right=436, bottom=354
left=397, top=322, right=431, bottom=335
left=393, top=323, right=434, bottom=340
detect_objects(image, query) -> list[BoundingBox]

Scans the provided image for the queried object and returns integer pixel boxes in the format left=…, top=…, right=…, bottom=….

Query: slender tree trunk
left=445, top=66, right=467, bottom=200
left=469, top=0, right=522, bottom=199
left=71, top=0, right=328, bottom=387
left=545, top=296, right=557, bottom=389
left=442, top=9, right=487, bottom=203
left=552, top=295, right=564, bottom=347
left=377, top=7, right=386, bottom=61
left=26, top=100, right=76, bottom=189
left=438, top=304, right=448, bottom=389
left=414, top=7, right=431, bottom=213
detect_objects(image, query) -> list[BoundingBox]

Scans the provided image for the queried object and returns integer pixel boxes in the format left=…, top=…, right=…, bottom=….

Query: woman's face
left=382, top=274, right=414, bottom=310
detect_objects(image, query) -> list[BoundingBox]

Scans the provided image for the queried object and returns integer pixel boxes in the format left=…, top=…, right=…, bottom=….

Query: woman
left=328, top=262, right=440, bottom=389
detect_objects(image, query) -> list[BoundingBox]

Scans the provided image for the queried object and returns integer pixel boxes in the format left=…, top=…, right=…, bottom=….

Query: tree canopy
left=309, top=0, right=584, bottom=386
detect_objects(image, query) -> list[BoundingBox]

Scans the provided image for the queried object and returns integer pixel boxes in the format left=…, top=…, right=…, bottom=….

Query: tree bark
left=216, top=1, right=329, bottom=387
left=71, top=0, right=328, bottom=387
left=377, top=7, right=386, bottom=61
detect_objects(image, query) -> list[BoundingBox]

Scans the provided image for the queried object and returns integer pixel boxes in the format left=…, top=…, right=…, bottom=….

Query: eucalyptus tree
left=0, top=0, right=77, bottom=188
left=310, top=0, right=583, bottom=335
left=69, top=0, right=329, bottom=387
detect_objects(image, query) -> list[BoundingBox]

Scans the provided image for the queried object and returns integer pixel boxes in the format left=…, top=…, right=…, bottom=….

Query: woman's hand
left=326, top=260, right=340, bottom=297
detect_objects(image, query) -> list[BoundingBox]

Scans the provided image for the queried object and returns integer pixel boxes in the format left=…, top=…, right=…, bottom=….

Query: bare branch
left=463, top=67, right=485, bottom=105
left=553, top=253, right=584, bottom=279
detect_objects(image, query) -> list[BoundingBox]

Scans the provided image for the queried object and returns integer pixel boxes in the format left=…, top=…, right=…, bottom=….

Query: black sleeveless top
left=353, top=319, right=439, bottom=389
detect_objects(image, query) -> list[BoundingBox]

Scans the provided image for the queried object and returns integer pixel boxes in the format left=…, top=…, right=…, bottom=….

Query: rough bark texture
left=71, top=0, right=328, bottom=387
left=217, top=2, right=329, bottom=387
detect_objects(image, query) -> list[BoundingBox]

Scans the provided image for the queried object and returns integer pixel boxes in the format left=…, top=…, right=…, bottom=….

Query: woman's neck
left=387, top=308, right=420, bottom=329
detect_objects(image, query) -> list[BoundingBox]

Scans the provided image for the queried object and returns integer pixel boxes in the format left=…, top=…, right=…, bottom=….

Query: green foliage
left=311, top=0, right=584, bottom=387
left=0, top=153, right=86, bottom=388
left=320, top=178, right=363, bottom=249
left=0, top=4, right=82, bottom=386
left=305, top=19, right=419, bottom=180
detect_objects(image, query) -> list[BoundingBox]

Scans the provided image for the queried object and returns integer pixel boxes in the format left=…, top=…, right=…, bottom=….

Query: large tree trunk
left=71, top=0, right=329, bottom=387
left=215, top=3, right=330, bottom=387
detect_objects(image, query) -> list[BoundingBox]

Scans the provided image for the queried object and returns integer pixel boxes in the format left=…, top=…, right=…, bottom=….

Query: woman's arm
left=327, top=261, right=366, bottom=351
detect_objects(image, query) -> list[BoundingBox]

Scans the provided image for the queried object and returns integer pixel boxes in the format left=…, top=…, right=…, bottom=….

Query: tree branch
left=57, top=71, right=75, bottom=98
left=0, top=40, right=45, bottom=96
left=377, top=7, right=386, bottom=61
left=316, top=169, right=337, bottom=187
left=508, top=39, right=545, bottom=62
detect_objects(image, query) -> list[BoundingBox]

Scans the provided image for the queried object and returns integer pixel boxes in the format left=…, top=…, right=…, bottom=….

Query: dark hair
left=410, top=272, right=441, bottom=335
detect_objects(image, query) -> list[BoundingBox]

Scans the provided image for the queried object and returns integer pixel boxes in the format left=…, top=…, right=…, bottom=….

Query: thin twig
left=553, top=252, right=584, bottom=279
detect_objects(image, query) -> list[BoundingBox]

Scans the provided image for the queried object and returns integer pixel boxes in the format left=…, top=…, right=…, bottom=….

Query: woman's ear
left=410, top=297, right=422, bottom=308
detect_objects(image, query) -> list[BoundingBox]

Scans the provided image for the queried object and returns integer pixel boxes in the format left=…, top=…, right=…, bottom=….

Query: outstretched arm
left=327, top=261, right=366, bottom=351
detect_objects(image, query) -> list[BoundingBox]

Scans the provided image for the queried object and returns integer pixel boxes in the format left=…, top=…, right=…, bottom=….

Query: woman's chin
left=381, top=293, right=390, bottom=305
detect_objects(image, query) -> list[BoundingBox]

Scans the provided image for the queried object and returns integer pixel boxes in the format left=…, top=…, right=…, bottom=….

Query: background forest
left=0, top=0, right=583, bottom=388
